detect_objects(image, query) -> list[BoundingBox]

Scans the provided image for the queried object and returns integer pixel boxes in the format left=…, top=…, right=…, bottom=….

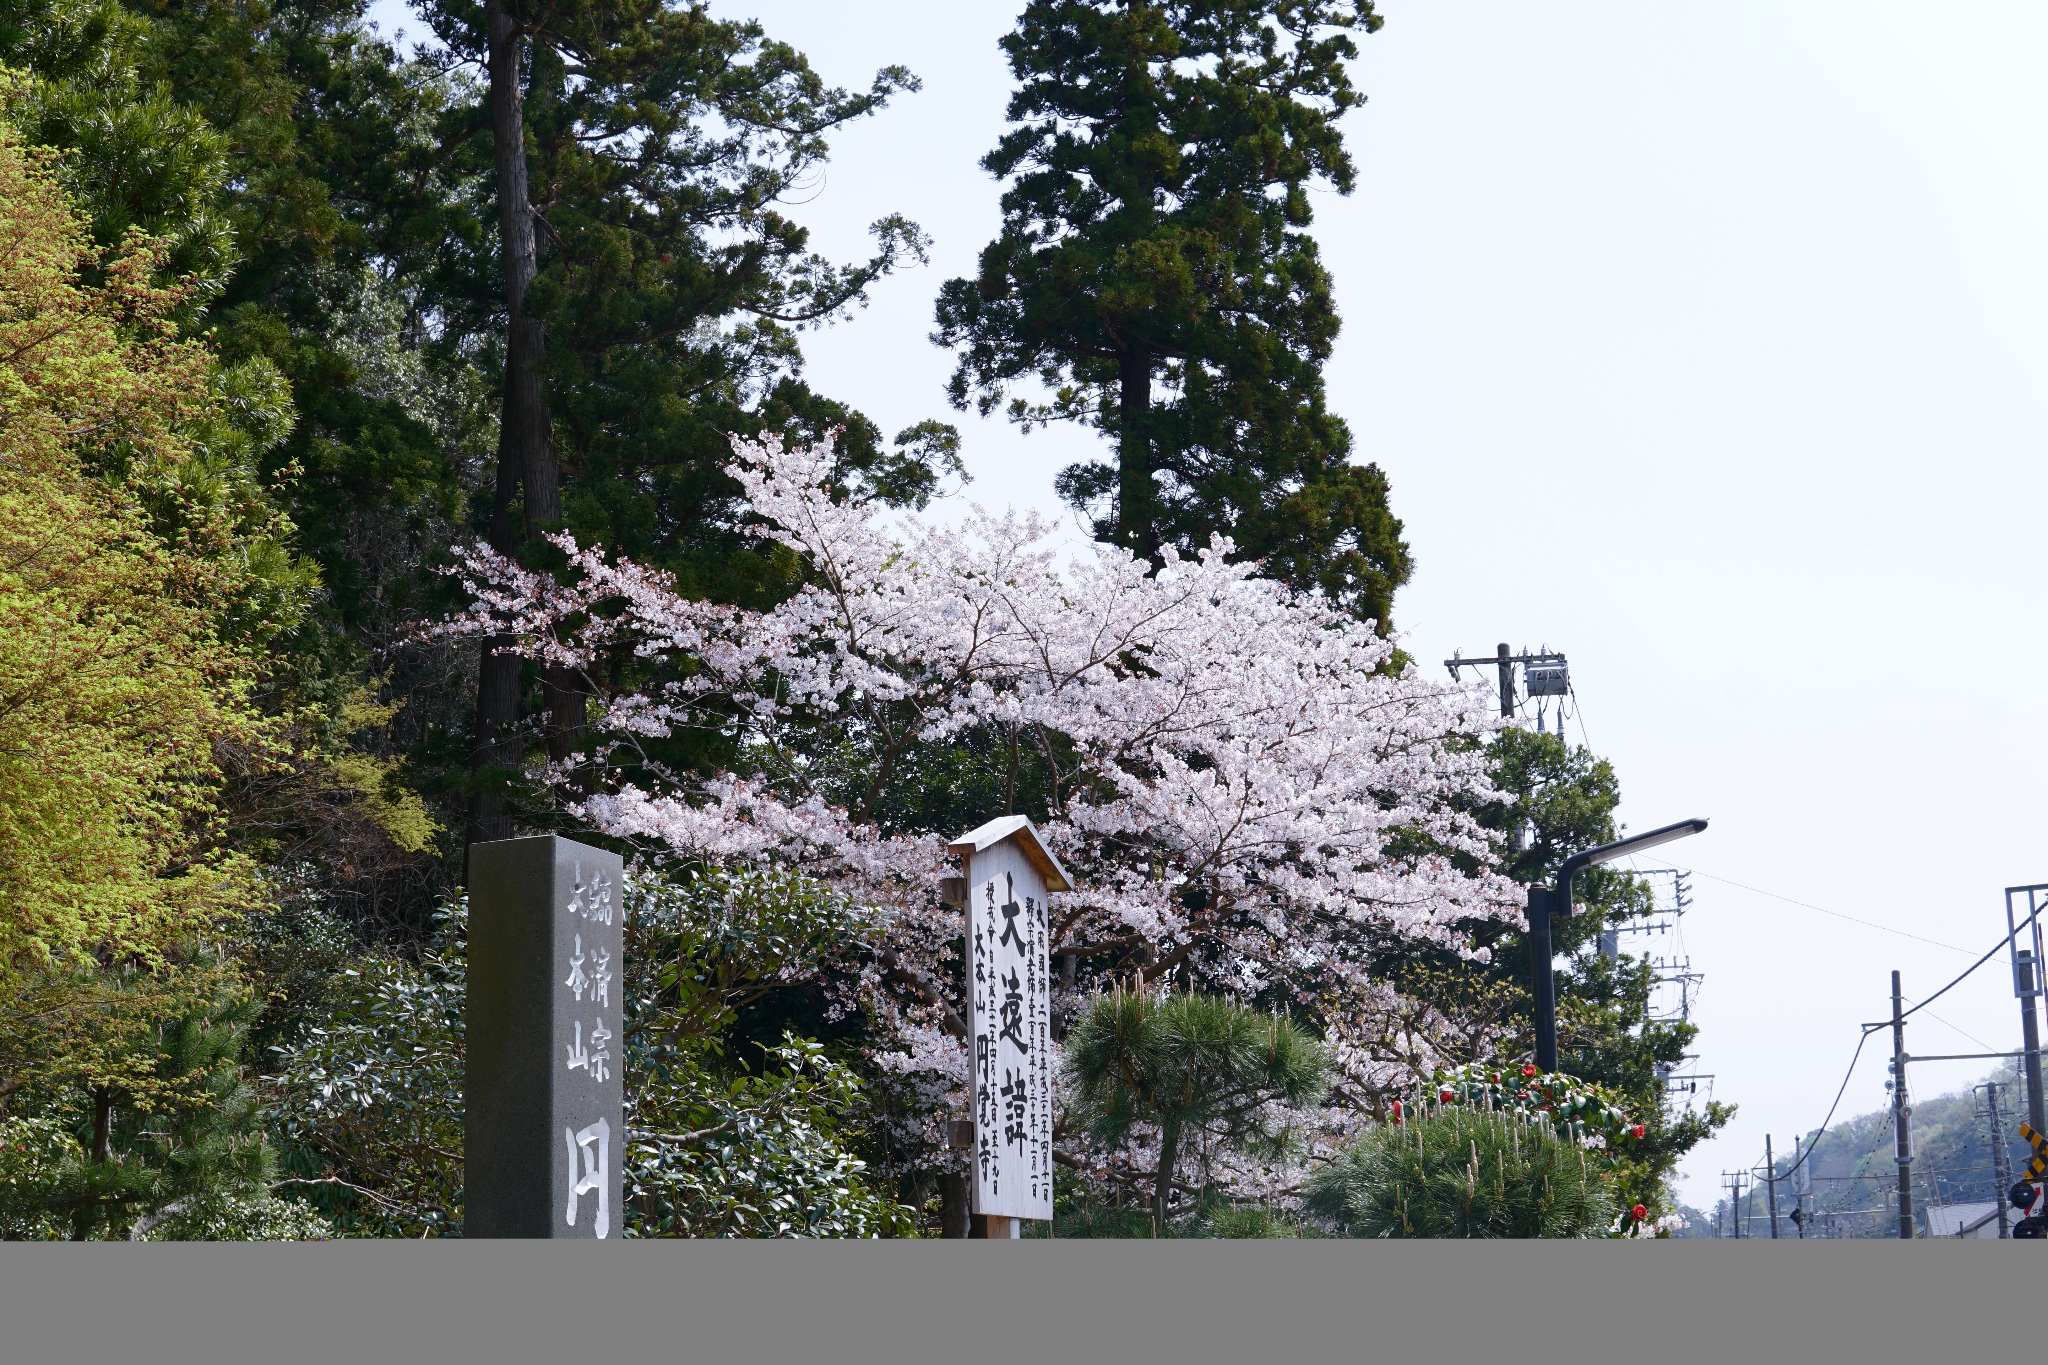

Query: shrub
left=1306, top=1106, right=1615, bottom=1238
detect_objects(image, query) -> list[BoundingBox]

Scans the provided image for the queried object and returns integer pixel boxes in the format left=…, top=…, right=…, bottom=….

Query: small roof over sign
left=947, top=814, right=1074, bottom=892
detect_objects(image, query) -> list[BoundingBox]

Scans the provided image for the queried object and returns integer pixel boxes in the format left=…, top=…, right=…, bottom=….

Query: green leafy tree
left=1063, top=987, right=1326, bottom=1229
left=935, top=0, right=1410, bottom=625
left=4, top=0, right=485, bottom=936
left=1306, top=1106, right=1616, bottom=1238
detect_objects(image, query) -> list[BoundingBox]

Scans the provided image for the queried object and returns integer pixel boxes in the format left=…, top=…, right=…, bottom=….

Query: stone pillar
left=465, top=835, right=625, bottom=1238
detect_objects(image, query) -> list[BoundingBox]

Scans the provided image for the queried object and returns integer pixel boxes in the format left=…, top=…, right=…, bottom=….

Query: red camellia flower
left=1440, top=1089, right=1456, bottom=1103
left=1631, top=1204, right=1648, bottom=1221
left=1521, top=1064, right=1537, bottom=1077
left=1631, top=1124, right=1646, bottom=1139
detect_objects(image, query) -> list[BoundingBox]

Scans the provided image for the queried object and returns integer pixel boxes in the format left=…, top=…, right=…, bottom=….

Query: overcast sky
left=374, top=0, right=2048, bottom=1208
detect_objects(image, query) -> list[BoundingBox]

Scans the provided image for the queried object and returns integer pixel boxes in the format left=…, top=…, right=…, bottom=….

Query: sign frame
left=949, top=815, right=1072, bottom=1232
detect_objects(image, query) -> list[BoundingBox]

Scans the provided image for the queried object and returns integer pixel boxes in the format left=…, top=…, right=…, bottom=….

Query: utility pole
left=1443, top=644, right=1567, bottom=724
left=1765, top=1134, right=1780, bottom=1239
left=1980, top=1080, right=2014, bottom=1238
left=1892, top=970, right=1915, bottom=1239
left=1721, top=1170, right=1749, bottom=1238
left=1792, top=1136, right=1808, bottom=1238
left=2017, top=947, right=2045, bottom=1135
left=2003, top=886, right=2046, bottom=1134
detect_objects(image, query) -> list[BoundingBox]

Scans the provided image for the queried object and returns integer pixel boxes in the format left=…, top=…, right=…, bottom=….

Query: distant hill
left=1705, top=1065, right=2035, bottom=1238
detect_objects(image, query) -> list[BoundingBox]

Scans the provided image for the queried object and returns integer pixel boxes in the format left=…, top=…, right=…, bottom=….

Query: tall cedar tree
left=426, top=0, right=948, bottom=841
left=935, top=0, right=1410, bottom=626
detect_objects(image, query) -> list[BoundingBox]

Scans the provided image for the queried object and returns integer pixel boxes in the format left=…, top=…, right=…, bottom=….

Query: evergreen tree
left=934, top=0, right=1410, bottom=625
left=1306, top=1106, right=1616, bottom=1238
left=0, top=952, right=311, bottom=1240
left=1064, top=987, right=1326, bottom=1227
left=1469, top=728, right=1733, bottom=1216
left=417, top=0, right=957, bottom=841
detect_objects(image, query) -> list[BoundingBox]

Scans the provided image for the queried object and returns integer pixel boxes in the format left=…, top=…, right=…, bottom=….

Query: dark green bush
left=1307, top=1107, right=1615, bottom=1238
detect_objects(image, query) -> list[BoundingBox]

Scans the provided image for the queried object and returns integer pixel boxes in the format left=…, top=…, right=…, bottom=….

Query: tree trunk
left=472, top=0, right=574, bottom=847
left=470, top=433, right=524, bottom=846
left=938, top=1172, right=971, bottom=1238
left=90, top=1088, right=112, bottom=1165
left=1117, top=347, right=1159, bottom=566
left=1153, top=1113, right=1181, bottom=1231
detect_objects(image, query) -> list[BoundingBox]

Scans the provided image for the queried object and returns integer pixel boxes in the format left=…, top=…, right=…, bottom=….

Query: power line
left=1893, top=895, right=2048, bottom=1025
left=1680, top=868, right=1973, bottom=955
left=1771, top=1030, right=1875, bottom=1183
left=1768, top=902, right=2048, bottom=1197
left=1921, top=1008, right=1999, bottom=1055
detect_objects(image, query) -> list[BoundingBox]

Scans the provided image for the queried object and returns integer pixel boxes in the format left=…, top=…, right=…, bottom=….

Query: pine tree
left=934, top=0, right=1410, bottom=626
left=1063, top=988, right=1326, bottom=1228
left=1306, top=1106, right=1616, bottom=1238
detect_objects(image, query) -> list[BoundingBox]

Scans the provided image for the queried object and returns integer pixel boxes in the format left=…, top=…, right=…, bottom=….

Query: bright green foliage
left=0, top=107, right=277, bottom=969
left=1306, top=1107, right=1616, bottom=1238
left=935, top=0, right=1410, bottom=625
left=1063, top=987, right=1326, bottom=1225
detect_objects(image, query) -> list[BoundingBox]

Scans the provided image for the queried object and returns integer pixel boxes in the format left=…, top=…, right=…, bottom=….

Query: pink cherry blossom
left=435, top=433, right=1526, bottom=1119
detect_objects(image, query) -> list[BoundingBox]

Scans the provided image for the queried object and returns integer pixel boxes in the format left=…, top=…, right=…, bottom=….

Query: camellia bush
left=1431, top=1062, right=1643, bottom=1150
left=1305, top=1105, right=1616, bottom=1239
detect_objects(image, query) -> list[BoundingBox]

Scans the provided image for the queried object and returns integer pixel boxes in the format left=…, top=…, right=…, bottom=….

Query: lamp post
left=1527, top=818, right=1708, bottom=1073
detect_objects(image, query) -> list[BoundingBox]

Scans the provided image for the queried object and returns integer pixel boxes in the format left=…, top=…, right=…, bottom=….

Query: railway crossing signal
left=2012, top=1124, right=2048, bottom=1238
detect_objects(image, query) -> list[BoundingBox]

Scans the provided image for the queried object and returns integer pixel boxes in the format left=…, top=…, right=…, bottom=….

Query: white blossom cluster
left=437, top=434, right=1523, bottom=1100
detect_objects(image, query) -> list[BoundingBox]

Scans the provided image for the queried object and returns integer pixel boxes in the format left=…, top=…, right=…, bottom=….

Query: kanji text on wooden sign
left=948, top=816, right=1073, bottom=1224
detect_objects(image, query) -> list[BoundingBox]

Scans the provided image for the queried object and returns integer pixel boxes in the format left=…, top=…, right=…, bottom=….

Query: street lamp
left=1526, top=818, right=1708, bottom=1073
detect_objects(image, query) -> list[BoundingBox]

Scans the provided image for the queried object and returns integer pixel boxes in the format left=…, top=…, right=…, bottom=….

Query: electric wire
left=1766, top=1029, right=1875, bottom=1183
left=1893, top=895, right=2046, bottom=1024
left=1567, top=681, right=1593, bottom=751
left=1767, top=901, right=2048, bottom=1188
left=1680, top=868, right=1974, bottom=955
left=1919, top=1009, right=1999, bottom=1056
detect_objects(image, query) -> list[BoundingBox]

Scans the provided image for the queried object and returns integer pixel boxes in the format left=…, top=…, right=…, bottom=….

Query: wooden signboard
left=948, top=815, right=1072, bottom=1235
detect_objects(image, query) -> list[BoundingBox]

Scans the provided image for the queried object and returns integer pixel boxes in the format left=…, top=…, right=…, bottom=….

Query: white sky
left=371, top=0, right=2048, bottom=1208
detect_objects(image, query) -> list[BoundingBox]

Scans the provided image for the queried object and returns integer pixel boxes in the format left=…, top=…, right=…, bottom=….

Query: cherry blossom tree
left=434, top=433, right=1522, bottom=1190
